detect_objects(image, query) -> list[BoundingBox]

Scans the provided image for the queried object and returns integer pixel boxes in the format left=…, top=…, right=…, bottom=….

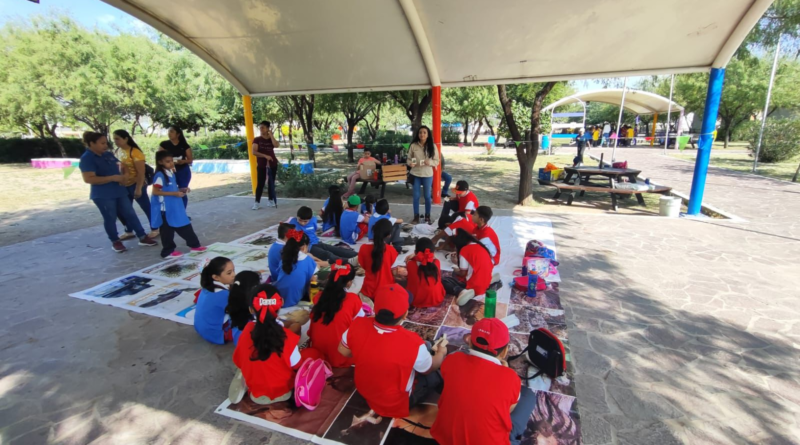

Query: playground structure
left=99, top=0, right=776, bottom=215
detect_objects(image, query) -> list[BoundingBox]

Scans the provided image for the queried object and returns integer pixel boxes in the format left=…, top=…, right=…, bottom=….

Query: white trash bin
left=659, top=196, right=682, bottom=217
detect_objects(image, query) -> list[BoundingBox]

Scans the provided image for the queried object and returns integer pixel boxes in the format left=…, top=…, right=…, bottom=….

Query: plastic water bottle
left=484, top=289, right=497, bottom=318
left=394, top=154, right=399, bottom=164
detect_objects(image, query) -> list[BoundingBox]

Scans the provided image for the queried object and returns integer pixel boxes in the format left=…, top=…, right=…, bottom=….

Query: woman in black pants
left=251, top=121, right=280, bottom=209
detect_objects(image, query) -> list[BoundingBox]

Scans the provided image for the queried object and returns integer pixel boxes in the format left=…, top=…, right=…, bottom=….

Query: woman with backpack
left=228, top=284, right=321, bottom=406
left=113, top=129, right=158, bottom=239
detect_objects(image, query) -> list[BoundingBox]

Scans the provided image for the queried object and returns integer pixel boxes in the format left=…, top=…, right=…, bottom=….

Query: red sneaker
left=112, top=241, right=127, bottom=253
left=169, top=251, right=184, bottom=257
left=190, top=246, right=207, bottom=252
left=138, top=236, right=158, bottom=247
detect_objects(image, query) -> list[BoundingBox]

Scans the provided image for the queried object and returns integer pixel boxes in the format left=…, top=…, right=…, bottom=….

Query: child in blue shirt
left=340, top=195, right=368, bottom=245
left=194, top=257, right=236, bottom=344
left=289, top=206, right=357, bottom=263
left=367, top=199, right=405, bottom=252
left=275, top=229, right=319, bottom=307
left=268, top=223, right=295, bottom=281
left=319, top=185, right=344, bottom=236
left=151, top=151, right=205, bottom=258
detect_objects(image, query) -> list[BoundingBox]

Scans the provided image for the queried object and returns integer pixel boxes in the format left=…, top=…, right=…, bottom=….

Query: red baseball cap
left=471, top=318, right=510, bottom=354
left=374, top=284, right=409, bottom=318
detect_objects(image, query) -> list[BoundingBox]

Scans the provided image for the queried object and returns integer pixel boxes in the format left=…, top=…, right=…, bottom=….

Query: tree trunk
left=463, top=120, right=469, bottom=145
left=518, top=82, right=557, bottom=206
left=518, top=141, right=536, bottom=205
left=346, top=117, right=358, bottom=163
left=497, top=85, right=522, bottom=142
left=724, top=129, right=730, bottom=148
left=131, top=115, right=139, bottom=136
left=288, top=116, right=295, bottom=161
left=484, top=117, right=495, bottom=136
left=45, top=123, right=68, bottom=158
left=471, top=120, right=483, bottom=145
left=792, top=161, right=800, bottom=182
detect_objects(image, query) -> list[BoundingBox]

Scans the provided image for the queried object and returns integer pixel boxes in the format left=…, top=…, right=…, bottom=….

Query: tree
left=443, top=86, right=497, bottom=145
left=326, top=92, right=386, bottom=162
left=290, top=95, right=315, bottom=144
left=389, top=90, right=432, bottom=135
left=498, top=82, right=569, bottom=205
left=745, top=0, right=800, bottom=57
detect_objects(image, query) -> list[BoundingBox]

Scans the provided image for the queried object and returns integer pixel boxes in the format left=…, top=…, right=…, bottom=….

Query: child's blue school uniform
left=194, top=288, right=229, bottom=345
left=268, top=240, right=285, bottom=279
left=231, top=325, right=243, bottom=345
left=320, top=198, right=336, bottom=232
left=367, top=212, right=395, bottom=240
left=275, top=252, right=319, bottom=307
left=289, top=216, right=319, bottom=246
left=150, top=171, right=190, bottom=228
left=340, top=209, right=363, bottom=245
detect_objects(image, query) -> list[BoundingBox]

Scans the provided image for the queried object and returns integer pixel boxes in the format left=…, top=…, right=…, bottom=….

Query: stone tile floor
left=2, top=150, right=800, bottom=444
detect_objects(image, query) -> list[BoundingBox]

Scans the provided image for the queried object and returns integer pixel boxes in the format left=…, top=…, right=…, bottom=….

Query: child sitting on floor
left=368, top=198, right=405, bottom=253
left=340, top=195, right=369, bottom=245
left=226, top=270, right=261, bottom=345
left=150, top=151, right=205, bottom=258
left=228, top=284, right=321, bottom=407
left=358, top=218, right=398, bottom=301
left=436, top=180, right=479, bottom=230
left=474, top=205, right=501, bottom=265
left=268, top=223, right=295, bottom=280
left=361, top=194, right=376, bottom=215
left=405, top=237, right=446, bottom=308
left=275, top=229, right=319, bottom=308
left=443, top=229, right=500, bottom=306
left=431, top=318, right=535, bottom=445
left=319, top=185, right=344, bottom=236
left=194, top=257, right=236, bottom=344
left=309, top=260, right=364, bottom=368
left=289, top=206, right=357, bottom=263
left=430, top=208, right=477, bottom=251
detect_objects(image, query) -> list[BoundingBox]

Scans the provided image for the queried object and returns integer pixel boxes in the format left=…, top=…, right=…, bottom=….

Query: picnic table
left=540, top=166, right=671, bottom=210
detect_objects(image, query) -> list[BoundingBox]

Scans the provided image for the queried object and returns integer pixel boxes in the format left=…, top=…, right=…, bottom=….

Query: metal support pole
left=611, top=77, right=628, bottom=162
left=243, top=95, right=257, bottom=195
left=688, top=68, right=726, bottom=215
left=664, top=74, right=675, bottom=155
left=753, top=37, right=781, bottom=172
left=432, top=86, right=443, bottom=204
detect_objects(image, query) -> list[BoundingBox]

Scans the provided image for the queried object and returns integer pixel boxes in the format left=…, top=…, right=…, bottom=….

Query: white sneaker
left=251, top=202, right=261, bottom=210
left=267, top=200, right=277, bottom=208
left=456, top=289, right=476, bottom=306
left=492, top=272, right=501, bottom=284
left=228, top=369, right=246, bottom=404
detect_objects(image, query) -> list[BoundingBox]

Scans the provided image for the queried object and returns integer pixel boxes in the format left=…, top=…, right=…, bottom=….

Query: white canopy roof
left=101, top=0, right=774, bottom=96
left=544, top=89, right=684, bottom=115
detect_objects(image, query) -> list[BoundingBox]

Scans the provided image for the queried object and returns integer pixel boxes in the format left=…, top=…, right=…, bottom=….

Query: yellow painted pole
left=650, top=113, right=658, bottom=146
left=243, top=95, right=257, bottom=195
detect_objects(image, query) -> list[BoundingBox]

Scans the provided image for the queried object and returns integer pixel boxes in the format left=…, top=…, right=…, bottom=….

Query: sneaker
left=119, top=232, right=135, bottom=241
left=491, top=272, right=501, bottom=284
left=169, top=251, right=184, bottom=258
left=252, top=202, right=261, bottom=210
left=228, top=369, right=246, bottom=404
left=267, top=200, right=277, bottom=208
left=147, top=230, right=160, bottom=238
left=138, top=236, right=158, bottom=247
left=112, top=241, right=127, bottom=253
left=190, top=246, right=207, bottom=253
left=456, top=289, right=476, bottom=306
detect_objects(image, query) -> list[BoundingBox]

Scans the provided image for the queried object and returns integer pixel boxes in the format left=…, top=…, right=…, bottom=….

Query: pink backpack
left=294, top=358, right=333, bottom=410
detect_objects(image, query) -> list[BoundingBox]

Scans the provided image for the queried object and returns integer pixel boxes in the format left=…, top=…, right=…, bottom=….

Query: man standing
left=574, top=127, right=588, bottom=166
left=602, top=121, right=611, bottom=146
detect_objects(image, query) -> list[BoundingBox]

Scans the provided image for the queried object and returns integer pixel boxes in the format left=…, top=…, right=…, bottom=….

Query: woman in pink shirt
left=343, top=149, right=381, bottom=198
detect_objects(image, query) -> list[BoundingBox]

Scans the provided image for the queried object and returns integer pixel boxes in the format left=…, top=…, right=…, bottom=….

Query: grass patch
left=669, top=152, right=799, bottom=182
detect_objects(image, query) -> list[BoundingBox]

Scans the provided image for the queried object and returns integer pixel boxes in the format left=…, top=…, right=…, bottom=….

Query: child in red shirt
left=405, top=238, right=445, bottom=307
left=309, top=260, right=364, bottom=367
left=431, top=318, right=536, bottom=445
left=436, top=180, right=479, bottom=230
left=357, top=218, right=399, bottom=301
left=228, top=285, right=320, bottom=406
left=474, top=206, right=501, bottom=265
left=442, top=229, right=500, bottom=306
left=338, top=284, right=447, bottom=419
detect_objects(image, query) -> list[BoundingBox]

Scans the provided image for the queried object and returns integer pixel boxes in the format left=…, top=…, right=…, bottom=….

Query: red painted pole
left=432, top=86, right=442, bottom=204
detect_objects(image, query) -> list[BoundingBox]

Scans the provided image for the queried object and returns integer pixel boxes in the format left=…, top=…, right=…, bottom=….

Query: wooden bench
left=539, top=181, right=672, bottom=211
left=344, top=164, right=409, bottom=199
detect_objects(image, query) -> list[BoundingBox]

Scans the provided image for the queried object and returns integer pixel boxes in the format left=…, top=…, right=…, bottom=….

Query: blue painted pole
left=687, top=68, right=726, bottom=215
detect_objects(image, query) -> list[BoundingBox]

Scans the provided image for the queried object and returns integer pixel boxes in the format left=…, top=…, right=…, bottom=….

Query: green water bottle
left=484, top=289, right=497, bottom=318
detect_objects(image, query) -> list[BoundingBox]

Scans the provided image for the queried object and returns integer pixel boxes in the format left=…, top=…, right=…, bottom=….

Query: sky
left=0, top=0, right=151, bottom=34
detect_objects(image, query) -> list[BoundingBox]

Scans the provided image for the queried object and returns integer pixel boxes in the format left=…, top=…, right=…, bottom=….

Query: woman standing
left=79, top=132, right=158, bottom=253
left=407, top=125, right=440, bottom=224
left=158, top=126, right=193, bottom=208
left=113, top=129, right=158, bottom=239
left=251, top=121, right=280, bottom=209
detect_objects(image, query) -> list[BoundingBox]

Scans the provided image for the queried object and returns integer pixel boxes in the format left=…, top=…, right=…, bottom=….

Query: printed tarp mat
left=214, top=217, right=581, bottom=445
left=69, top=216, right=579, bottom=444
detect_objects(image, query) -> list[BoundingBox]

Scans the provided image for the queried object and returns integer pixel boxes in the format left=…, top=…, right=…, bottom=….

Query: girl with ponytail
left=274, top=229, right=319, bottom=308
left=357, top=218, right=398, bottom=300
left=309, top=260, right=364, bottom=367
left=229, top=284, right=321, bottom=405
left=405, top=237, right=445, bottom=307
left=443, top=229, right=500, bottom=307
left=226, top=270, right=261, bottom=345
left=194, top=257, right=235, bottom=344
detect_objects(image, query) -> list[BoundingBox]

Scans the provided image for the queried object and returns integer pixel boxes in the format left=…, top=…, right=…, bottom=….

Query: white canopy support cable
left=753, top=35, right=781, bottom=172
left=611, top=78, right=629, bottom=162
left=664, top=74, right=675, bottom=155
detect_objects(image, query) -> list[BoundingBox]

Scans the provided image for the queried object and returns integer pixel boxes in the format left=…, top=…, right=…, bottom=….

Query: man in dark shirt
left=574, top=127, right=588, bottom=166
left=251, top=121, right=280, bottom=209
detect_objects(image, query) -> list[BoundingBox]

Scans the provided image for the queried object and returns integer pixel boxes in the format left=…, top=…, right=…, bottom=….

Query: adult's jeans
left=440, top=171, right=452, bottom=197
left=93, top=195, right=146, bottom=242
left=437, top=199, right=460, bottom=230
left=118, top=183, right=154, bottom=232
left=255, top=165, right=278, bottom=203
left=509, top=386, right=537, bottom=445
left=412, top=175, right=433, bottom=217
left=175, top=167, right=192, bottom=208
left=310, top=243, right=357, bottom=263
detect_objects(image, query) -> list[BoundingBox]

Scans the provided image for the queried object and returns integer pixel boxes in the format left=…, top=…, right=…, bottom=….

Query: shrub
left=442, top=129, right=461, bottom=144
left=0, top=138, right=86, bottom=163
left=276, top=163, right=344, bottom=198
left=745, top=118, right=800, bottom=163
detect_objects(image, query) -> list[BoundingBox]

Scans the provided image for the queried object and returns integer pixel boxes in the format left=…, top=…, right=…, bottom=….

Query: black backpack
left=509, top=328, right=566, bottom=380
left=144, top=163, right=155, bottom=185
